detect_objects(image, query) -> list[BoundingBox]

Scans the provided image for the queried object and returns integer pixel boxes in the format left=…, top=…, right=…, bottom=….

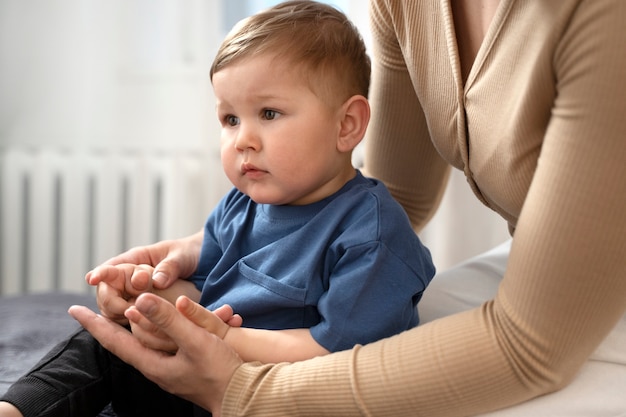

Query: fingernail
left=152, top=272, right=167, bottom=286
left=138, top=296, right=157, bottom=316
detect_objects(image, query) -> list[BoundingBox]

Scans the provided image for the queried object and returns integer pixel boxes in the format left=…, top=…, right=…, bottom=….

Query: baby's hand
left=86, top=263, right=155, bottom=324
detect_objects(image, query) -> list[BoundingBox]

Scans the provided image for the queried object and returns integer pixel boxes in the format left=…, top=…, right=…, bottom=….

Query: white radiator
left=0, top=148, right=227, bottom=296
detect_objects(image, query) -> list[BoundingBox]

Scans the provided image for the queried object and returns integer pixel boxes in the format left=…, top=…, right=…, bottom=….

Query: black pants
left=1, top=328, right=210, bottom=417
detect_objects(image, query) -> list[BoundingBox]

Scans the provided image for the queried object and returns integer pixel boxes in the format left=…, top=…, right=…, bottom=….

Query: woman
left=68, top=0, right=626, bottom=416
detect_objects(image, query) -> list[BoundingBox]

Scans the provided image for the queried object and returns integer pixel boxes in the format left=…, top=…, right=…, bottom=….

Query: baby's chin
left=244, top=188, right=292, bottom=206
left=238, top=181, right=316, bottom=206
left=249, top=196, right=294, bottom=206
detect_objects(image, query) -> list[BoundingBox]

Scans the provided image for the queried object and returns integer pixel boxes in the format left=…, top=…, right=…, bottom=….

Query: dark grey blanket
left=0, top=292, right=99, bottom=396
left=0, top=293, right=118, bottom=415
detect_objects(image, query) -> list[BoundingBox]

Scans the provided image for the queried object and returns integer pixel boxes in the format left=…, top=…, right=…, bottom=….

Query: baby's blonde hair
left=210, top=0, right=370, bottom=107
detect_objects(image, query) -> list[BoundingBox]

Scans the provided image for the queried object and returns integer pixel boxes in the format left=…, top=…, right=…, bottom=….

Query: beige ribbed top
left=221, top=1, right=626, bottom=415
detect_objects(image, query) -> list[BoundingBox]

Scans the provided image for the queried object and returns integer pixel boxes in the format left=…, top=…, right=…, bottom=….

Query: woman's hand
left=177, top=297, right=242, bottom=338
left=86, top=263, right=155, bottom=324
left=92, top=230, right=204, bottom=289
left=127, top=298, right=243, bottom=352
left=69, top=293, right=242, bottom=415
left=84, top=230, right=203, bottom=323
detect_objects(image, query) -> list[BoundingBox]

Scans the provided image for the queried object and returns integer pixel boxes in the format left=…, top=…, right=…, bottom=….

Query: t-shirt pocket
left=231, top=259, right=312, bottom=329
left=237, top=259, right=307, bottom=302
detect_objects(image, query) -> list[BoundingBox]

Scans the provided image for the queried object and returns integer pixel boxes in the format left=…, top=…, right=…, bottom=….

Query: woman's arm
left=363, top=0, right=449, bottom=232
left=221, top=0, right=626, bottom=415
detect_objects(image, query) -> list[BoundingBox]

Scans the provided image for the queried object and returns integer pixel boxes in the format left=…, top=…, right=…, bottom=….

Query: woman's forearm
left=222, top=313, right=529, bottom=417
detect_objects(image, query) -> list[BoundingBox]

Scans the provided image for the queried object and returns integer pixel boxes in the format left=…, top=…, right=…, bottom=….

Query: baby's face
left=213, top=54, right=349, bottom=206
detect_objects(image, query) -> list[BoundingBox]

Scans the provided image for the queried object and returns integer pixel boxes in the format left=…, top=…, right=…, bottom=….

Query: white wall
left=0, top=0, right=221, bottom=153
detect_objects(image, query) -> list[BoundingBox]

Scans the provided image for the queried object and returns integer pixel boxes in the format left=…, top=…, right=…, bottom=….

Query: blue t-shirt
left=190, top=170, right=434, bottom=352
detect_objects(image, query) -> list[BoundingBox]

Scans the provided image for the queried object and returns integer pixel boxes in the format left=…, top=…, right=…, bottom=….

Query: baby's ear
left=337, top=95, right=370, bottom=153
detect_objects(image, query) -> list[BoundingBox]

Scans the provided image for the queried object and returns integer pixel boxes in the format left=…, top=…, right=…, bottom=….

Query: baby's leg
left=0, top=328, right=112, bottom=417
left=2, top=326, right=198, bottom=417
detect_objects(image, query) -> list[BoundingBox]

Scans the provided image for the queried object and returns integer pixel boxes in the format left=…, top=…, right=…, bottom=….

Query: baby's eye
left=225, top=115, right=239, bottom=126
left=262, top=109, right=279, bottom=120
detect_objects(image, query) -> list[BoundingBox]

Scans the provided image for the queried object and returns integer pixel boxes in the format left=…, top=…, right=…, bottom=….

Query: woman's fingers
left=95, top=282, right=131, bottom=323
left=127, top=306, right=178, bottom=353
left=68, top=305, right=169, bottom=368
left=176, top=296, right=232, bottom=339
left=69, top=294, right=242, bottom=413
